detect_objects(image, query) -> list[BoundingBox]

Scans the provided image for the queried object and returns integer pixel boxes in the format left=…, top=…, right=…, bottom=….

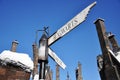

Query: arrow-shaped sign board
left=48, top=48, right=66, bottom=69
left=48, top=1, right=96, bottom=46
left=46, top=1, right=96, bottom=69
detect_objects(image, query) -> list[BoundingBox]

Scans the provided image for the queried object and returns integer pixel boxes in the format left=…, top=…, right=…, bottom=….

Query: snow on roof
left=108, top=49, right=120, bottom=63
left=0, top=50, right=33, bottom=72
left=33, top=74, right=39, bottom=80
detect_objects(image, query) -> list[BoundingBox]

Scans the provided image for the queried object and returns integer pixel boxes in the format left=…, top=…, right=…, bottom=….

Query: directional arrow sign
left=47, top=1, right=96, bottom=69
left=48, top=48, right=66, bottom=69
left=48, top=1, right=96, bottom=46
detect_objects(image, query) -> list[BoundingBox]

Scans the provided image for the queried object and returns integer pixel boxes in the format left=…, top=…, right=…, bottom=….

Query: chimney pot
left=11, top=40, right=19, bottom=52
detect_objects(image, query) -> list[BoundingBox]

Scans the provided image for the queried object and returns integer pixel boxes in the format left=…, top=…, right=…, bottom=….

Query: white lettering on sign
left=48, top=1, right=96, bottom=46
left=53, top=18, right=78, bottom=41
left=48, top=48, right=66, bottom=69
left=51, top=18, right=78, bottom=43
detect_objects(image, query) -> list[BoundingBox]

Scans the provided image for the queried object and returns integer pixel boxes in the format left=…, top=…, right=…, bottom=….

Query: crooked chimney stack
left=32, top=43, right=39, bottom=79
left=107, top=32, right=120, bottom=52
left=75, top=62, right=82, bottom=80
left=11, top=40, right=19, bottom=52
left=56, top=64, right=60, bottom=80
left=94, top=18, right=120, bottom=80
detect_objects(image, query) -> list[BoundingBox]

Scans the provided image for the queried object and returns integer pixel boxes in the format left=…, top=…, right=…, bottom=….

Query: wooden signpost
left=38, top=1, right=96, bottom=80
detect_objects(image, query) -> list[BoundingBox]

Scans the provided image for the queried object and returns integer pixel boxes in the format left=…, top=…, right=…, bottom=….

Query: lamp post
left=35, top=27, right=49, bottom=80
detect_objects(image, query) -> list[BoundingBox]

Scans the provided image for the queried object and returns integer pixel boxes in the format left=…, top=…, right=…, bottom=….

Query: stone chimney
left=94, top=18, right=120, bottom=80
left=45, top=66, right=53, bottom=80
left=11, top=40, right=19, bottom=52
left=75, top=62, right=82, bottom=80
left=32, top=43, right=38, bottom=79
left=56, top=64, right=60, bottom=80
left=66, top=72, right=70, bottom=80
left=107, top=32, right=120, bottom=52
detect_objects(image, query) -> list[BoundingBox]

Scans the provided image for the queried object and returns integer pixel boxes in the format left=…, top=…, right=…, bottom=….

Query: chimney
left=50, top=70, right=53, bottom=80
left=94, top=18, right=113, bottom=66
left=75, top=62, right=82, bottom=80
left=94, top=19, right=114, bottom=66
left=94, top=18, right=120, bottom=80
left=11, top=40, right=19, bottom=52
left=56, top=64, right=60, bottom=80
left=32, top=43, right=38, bottom=79
left=66, top=72, right=70, bottom=80
left=107, top=32, right=120, bottom=52
left=94, top=19, right=111, bottom=52
left=45, top=66, right=53, bottom=80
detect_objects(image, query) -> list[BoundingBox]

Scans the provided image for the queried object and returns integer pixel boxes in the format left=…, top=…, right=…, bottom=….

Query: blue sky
left=0, top=0, right=120, bottom=80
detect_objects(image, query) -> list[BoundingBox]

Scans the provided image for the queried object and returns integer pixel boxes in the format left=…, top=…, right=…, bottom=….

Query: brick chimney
left=11, top=40, right=19, bottom=52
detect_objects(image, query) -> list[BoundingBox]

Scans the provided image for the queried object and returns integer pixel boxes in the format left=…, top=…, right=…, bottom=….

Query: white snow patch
left=108, top=49, right=120, bottom=63
left=0, top=50, right=33, bottom=72
left=33, top=74, right=39, bottom=80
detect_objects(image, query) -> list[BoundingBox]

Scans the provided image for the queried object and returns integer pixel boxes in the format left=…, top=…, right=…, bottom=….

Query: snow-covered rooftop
left=33, top=74, right=39, bottom=80
left=108, top=49, right=120, bottom=63
left=0, top=50, right=33, bottom=72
